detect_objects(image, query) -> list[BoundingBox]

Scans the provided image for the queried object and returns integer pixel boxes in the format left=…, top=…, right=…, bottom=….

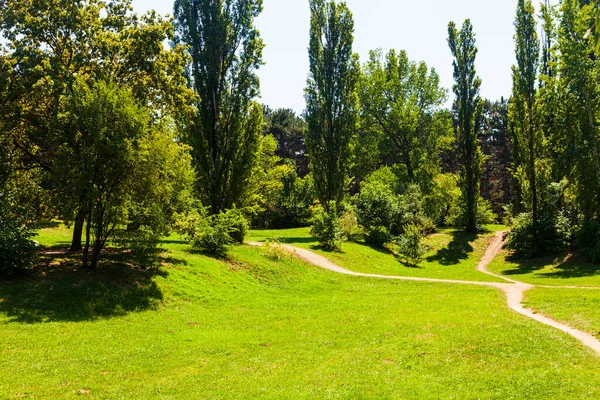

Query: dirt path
left=248, top=234, right=600, bottom=355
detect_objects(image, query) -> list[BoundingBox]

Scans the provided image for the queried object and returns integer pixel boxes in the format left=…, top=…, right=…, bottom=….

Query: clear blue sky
left=132, top=0, right=558, bottom=113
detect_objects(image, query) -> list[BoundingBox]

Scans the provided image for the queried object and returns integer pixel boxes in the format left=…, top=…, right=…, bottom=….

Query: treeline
left=1, top=0, right=600, bottom=275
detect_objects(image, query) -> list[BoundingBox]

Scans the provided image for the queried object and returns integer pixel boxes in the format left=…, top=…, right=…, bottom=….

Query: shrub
left=394, top=185, right=436, bottom=235
left=355, top=182, right=397, bottom=246
left=339, top=206, right=363, bottom=242
left=311, top=201, right=345, bottom=251
left=396, top=223, right=429, bottom=266
left=177, top=207, right=249, bottom=258
left=0, top=213, right=37, bottom=277
left=425, top=173, right=461, bottom=226
left=447, top=196, right=497, bottom=230
left=261, top=238, right=292, bottom=261
left=191, top=214, right=235, bottom=258
left=505, top=212, right=571, bottom=258
left=576, top=220, right=600, bottom=263
left=221, top=208, right=249, bottom=244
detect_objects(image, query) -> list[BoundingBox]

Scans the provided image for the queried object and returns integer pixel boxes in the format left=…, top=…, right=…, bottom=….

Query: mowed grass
left=487, top=249, right=600, bottom=287
left=247, top=226, right=507, bottom=282
left=525, top=288, right=600, bottom=339
left=1, top=227, right=600, bottom=398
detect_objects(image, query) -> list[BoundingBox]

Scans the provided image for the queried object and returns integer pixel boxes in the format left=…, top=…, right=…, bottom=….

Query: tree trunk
left=82, top=211, right=92, bottom=270
left=70, top=210, right=85, bottom=252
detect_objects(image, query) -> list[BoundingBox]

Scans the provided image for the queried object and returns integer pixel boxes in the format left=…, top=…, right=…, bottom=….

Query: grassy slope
left=487, top=249, right=600, bottom=287
left=1, top=227, right=600, bottom=398
left=247, top=226, right=507, bottom=282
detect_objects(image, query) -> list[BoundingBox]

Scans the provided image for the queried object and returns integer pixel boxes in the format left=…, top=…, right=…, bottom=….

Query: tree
left=305, top=0, right=359, bottom=208
left=553, top=0, right=600, bottom=220
left=55, top=79, right=194, bottom=270
left=360, top=48, right=452, bottom=190
left=481, top=98, right=512, bottom=217
left=448, top=19, right=484, bottom=232
left=174, top=0, right=265, bottom=215
left=0, top=0, right=193, bottom=251
left=263, top=107, right=309, bottom=176
left=509, top=0, right=541, bottom=221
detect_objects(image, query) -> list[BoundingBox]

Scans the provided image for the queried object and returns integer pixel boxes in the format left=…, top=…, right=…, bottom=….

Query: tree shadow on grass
left=503, top=252, right=600, bottom=279
left=0, top=247, right=183, bottom=324
left=425, top=231, right=478, bottom=266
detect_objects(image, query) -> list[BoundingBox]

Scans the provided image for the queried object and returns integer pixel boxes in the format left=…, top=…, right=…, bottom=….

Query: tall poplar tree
left=509, top=0, right=541, bottom=221
left=305, top=0, right=359, bottom=208
left=174, top=0, right=264, bottom=215
left=448, top=19, right=483, bottom=233
left=554, top=0, right=600, bottom=219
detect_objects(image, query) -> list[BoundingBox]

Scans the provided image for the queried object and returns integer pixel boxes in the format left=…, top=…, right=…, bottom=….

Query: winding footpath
left=249, top=232, right=600, bottom=355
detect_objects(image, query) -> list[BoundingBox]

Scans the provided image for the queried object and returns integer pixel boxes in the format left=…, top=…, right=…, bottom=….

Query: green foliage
left=509, top=0, right=542, bottom=220
left=0, top=205, right=37, bottom=277
left=261, top=238, right=292, bottom=261
left=174, top=0, right=264, bottom=215
left=310, top=201, right=345, bottom=251
left=448, top=19, right=484, bottom=232
left=506, top=211, right=571, bottom=258
left=178, top=207, right=249, bottom=257
left=396, top=223, right=429, bottom=267
left=355, top=181, right=397, bottom=246
left=576, top=220, right=600, bottom=263
left=263, top=107, right=309, bottom=176
left=360, top=48, right=452, bottom=186
left=395, top=185, right=436, bottom=235
left=447, top=196, right=497, bottom=230
left=339, top=205, right=363, bottom=242
left=425, top=173, right=462, bottom=226
left=305, top=0, right=359, bottom=206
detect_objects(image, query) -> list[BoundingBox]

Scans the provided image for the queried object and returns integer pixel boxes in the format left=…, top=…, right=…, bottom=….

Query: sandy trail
left=248, top=232, right=600, bottom=355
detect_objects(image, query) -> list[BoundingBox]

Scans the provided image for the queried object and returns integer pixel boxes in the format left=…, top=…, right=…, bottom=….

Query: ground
left=1, top=225, right=600, bottom=399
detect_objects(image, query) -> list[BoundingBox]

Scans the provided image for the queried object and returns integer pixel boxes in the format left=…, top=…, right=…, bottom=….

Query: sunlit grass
left=1, top=225, right=600, bottom=398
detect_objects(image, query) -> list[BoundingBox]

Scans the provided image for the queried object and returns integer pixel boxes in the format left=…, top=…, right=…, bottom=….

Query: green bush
left=396, top=223, right=429, bottom=266
left=177, top=207, right=249, bottom=258
left=0, top=213, right=37, bottom=277
left=505, top=212, right=571, bottom=258
left=310, top=201, right=345, bottom=251
left=394, top=185, right=436, bottom=235
left=447, top=196, right=497, bottom=230
left=576, top=220, right=600, bottom=263
left=355, top=182, right=397, bottom=246
left=261, top=238, right=292, bottom=261
left=339, top=205, right=363, bottom=242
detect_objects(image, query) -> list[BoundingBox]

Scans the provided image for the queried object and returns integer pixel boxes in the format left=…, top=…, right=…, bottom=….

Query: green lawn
left=525, top=288, right=600, bottom=339
left=2, top=226, right=600, bottom=398
left=247, top=226, right=507, bottom=282
left=487, top=249, right=600, bottom=287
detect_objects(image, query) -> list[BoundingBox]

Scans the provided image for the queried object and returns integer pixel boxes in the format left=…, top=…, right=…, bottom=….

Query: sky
left=132, top=0, right=559, bottom=113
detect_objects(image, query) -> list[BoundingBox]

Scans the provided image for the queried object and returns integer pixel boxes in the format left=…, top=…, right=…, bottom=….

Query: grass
left=525, top=288, right=600, bottom=339
left=487, top=249, right=600, bottom=287
left=2, top=226, right=600, bottom=398
left=247, top=226, right=507, bottom=282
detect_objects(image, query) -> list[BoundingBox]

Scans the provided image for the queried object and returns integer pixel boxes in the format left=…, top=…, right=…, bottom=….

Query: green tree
left=553, top=0, right=600, bottom=219
left=263, top=107, right=309, bottom=176
left=174, top=0, right=264, bottom=215
left=55, top=79, right=193, bottom=270
left=509, top=0, right=541, bottom=221
left=305, top=0, right=359, bottom=208
left=0, top=0, right=193, bottom=251
left=360, top=48, right=452, bottom=189
left=448, top=19, right=484, bottom=232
